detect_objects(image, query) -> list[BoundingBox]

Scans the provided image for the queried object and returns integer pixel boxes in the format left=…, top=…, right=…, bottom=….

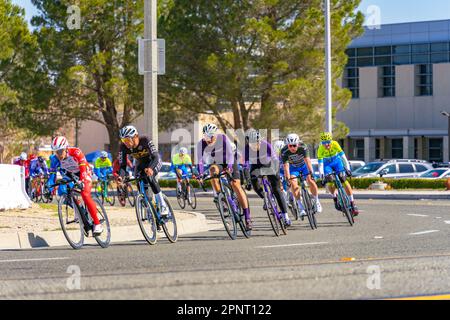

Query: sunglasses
left=288, top=144, right=298, bottom=148
left=321, top=140, right=331, bottom=145
left=121, top=137, right=133, bottom=144
left=56, top=149, right=66, bottom=156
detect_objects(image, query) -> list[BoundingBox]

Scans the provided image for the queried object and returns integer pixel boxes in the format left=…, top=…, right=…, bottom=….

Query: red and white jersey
left=54, top=147, right=91, bottom=181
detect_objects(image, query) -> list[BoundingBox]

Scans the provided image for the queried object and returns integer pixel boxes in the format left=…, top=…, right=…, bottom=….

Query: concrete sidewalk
left=0, top=208, right=223, bottom=250
left=164, top=189, right=450, bottom=200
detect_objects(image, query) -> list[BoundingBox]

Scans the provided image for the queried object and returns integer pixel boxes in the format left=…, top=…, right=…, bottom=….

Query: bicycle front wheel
left=106, top=180, right=115, bottom=206
left=217, top=192, right=237, bottom=240
left=93, top=198, right=111, bottom=248
left=337, top=185, right=354, bottom=226
left=302, top=188, right=317, bottom=230
left=265, top=195, right=281, bottom=237
left=58, top=195, right=84, bottom=250
left=135, top=194, right=158, bottom=245
left=161, top=195, right=178, bottom=243
left=188, top=183, right=197, bottom=210
left=125, top=183, right=135, bottom=207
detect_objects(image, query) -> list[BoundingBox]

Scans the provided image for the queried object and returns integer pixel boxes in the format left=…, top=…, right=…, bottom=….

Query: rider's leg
left=209, top=165, right=221, bottom=201
left=306, top=174, right=322, bottom=213
left=147, top=175, right=169, bottom=214
left=80, top=179, right=100, bottom=226
left=268, top=175, right=289, bottom=217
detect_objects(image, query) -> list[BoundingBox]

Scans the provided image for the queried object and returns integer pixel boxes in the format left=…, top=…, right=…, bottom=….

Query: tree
left=159, top=0, right=364, bottom=144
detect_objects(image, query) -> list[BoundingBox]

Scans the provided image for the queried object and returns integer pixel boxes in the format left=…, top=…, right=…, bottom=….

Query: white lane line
left=407, top=214, right=429, bottom=217
left=257, top=242, right=328, bottom=249
left=444, top=221, right=450, bottom=224
left=374, top=236, right=384, bottom=239
left=0, top=257, right=69, bottom=263
left=409, top=230, right=440, bottom=236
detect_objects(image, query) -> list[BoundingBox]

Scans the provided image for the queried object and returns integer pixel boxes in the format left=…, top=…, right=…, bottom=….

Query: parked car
left=414, top=168, right=450, bottom=179
left=352, top=159, right=433, bottom=179
left=310, top=159, right=366, bottom=179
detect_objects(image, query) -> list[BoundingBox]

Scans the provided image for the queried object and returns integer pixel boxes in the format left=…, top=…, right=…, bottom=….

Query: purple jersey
left=244, top=140, right=277, bottom=167
left=196, top=134, right=234, bottom=175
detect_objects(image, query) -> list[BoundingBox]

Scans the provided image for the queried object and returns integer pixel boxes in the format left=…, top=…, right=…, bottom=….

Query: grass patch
left=38, top=203, right=58, bottom=211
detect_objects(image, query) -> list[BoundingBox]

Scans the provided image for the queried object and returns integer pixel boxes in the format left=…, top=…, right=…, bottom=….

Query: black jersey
left=119, top=136, right=162, bottom=175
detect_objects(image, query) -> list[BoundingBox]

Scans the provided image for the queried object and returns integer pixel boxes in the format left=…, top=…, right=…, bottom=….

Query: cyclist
left=196, top=124, right=252, bottom=230
left=245, top=130, right=291, bottom=226
left=171, top=147, right=197, bottom=202
left=94, top=151, right=113, bottom=194
left=46, top=136, right=103, bottom=235
left=318, top=132, right=359, bottom=216
left=117, top=125, right=169, bottom=216
left=282, top=133, right=323, bottom=217
left=112, top=153, right=133, bottom=179
left=29, top=156, right=49, bottom=197
left=14, top=152, right=31, bottom=195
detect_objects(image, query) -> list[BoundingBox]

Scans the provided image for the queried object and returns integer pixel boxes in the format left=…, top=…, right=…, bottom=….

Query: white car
left=415, top=168, right=450, bottom=179
left=157, top=162, right=173, bottom=180
left=310, top=159, right=365, bottom=179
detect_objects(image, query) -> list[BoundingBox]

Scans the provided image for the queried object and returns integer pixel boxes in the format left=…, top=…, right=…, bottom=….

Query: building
left=338, top=19, right=450, bottom=163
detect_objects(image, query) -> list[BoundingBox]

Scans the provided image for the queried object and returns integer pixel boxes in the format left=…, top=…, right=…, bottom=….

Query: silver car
left=416, top=168, right=450, bottom=179
left=352, top=159, right=433, bottom=179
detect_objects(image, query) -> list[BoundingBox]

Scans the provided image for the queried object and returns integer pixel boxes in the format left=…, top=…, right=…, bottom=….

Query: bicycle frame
left=260, top=176, right=283, bottom=222
left=136, top=177, right=165, bottom=223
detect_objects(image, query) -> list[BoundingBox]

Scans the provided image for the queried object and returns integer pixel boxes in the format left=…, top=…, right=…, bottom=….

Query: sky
left=10, top=0, right=450, bottom=27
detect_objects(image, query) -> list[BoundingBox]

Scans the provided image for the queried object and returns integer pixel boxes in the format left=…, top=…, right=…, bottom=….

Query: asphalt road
left=1, top=196, right=450, bottom=300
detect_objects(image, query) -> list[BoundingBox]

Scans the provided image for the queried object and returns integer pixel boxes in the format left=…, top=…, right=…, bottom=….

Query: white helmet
left=179, top=147, right=188, bottom=155
left=285, top=133, right=301, bottom=146
left=100, top=151, right=108, bottom=158
left=273, top=140, right=285, bottom=153
left=231, top=142, right=237, bottom=153
left=246, top=129, right=261, bottom=143
left=119, top=125, right=138, bottom=139
left=202, top=124, right=218, bottom=137
left=19, top=152, right=27, bottom=160
left=51, top=136, right=69, bottom=151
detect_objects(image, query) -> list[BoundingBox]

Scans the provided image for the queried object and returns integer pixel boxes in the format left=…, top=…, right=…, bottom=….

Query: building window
left=379, top=66, right=395, bottom=97
left=392, top=139, right=403, bottom=159
left=344, top=68, right=359, bottom=99
left=415, top=64, right=433, bottom=96
left=429, top=138, right=443, bottom=162
left=353, top=139, right=364, bottom=160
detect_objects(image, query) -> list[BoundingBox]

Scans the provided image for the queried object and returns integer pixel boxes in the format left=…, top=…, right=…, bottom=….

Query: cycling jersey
left=196, top=134, right=234, bottom=175
left=29, top=159, right=49, bottom=177
left=113, top=157, right=133, bottom=177
left=94, top=157, right=113, bottom=181
left=317, top=140, right=350, bottom=175
left=281, top=143, right=310, bottom=168
left=244, top=140, right=277, bottom=167
left=118, top=135, right=162, bottom=177
left=172, top=154, right=192, bottom=166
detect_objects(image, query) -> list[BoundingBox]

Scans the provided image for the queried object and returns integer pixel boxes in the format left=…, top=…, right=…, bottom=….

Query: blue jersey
left=29, top=159, right=49, bottom=177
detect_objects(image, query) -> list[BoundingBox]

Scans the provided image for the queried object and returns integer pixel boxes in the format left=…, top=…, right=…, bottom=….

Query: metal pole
left=448, top=116, right=450, bottom=163
left=144, top=0, right=158, bottom=146
left=324, top=0, right=332, bottom=133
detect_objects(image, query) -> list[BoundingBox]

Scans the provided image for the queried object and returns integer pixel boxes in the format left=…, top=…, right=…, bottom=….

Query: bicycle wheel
left=337, top=185, right=354, bottom=226
left=188, top=183, right=197, bottom=210
left=58, top=195, right=84, bottom=249
left=302, top=187, right=317, bottom=230
left=135, top=194, right=158, bottom=245
left=176, top=185, right=186, bottom=209
left=117, top=186, right=126, bottom=207
left=95, top=182, right=105, bottom=205
left=160, top=194, right=178, bottom=243
left=217, top=192, right=237, bottom=240
left=265, top=194, right=281, bottom=237
left=93, top=198, right=111, bottom=248
left=226, top=185, right=251, bottom=238
left=125, top=183, right=135, bottom=207
left=106, top=180, right=116, bottom=206
left=288, top=191, right=299, bottom=221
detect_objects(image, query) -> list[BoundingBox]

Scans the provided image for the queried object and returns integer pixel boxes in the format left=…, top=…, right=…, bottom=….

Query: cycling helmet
left=246, top=129, right=261, bottom=143
left=202, top=124, right=218, bottom=137
left=285, top=133, right=300, bottom=146
left=119, top=125, right=138, bottom=139
left=179, top=147, right=188, bottom=155
left=273, top=140, right=285, bottom=153
left=51, top=136, right=69, bottom=151
left=231, top=142, right=237, bottom=153
left=19, top=152, right=27, bottom=160
left=100, top=151, right=108, bottom=158
left=37, top=156, right=44, bottom=163
left=320, top=132, right=333, bottom=142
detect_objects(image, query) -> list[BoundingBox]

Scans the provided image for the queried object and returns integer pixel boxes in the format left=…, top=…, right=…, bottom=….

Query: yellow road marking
left=388, top=294, right=450, bottom=300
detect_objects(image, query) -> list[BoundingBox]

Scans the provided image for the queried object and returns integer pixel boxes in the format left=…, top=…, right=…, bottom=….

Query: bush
left=158, top=179, right=211, bottom=189
left=317, top=178, right=447, bottom=190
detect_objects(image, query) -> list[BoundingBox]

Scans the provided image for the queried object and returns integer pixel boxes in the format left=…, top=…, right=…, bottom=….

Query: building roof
left=350, top=19, right=450, bottom=47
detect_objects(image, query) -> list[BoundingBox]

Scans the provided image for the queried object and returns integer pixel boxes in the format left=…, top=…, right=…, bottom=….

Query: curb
left=164, top=190, right=450, bottom=201
left=0, top=211, right=217, bottom=250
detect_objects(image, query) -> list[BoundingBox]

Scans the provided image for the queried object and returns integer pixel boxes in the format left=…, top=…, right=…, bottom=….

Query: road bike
left=116, top=175, right=135, bottom=207
left=204, top=170, right=251, bottom=240
left=289, top=173, right=318, bottom=230
left=257, top=175, right=288, bottom=236
left=95, top=174, right=116, bottom=206
left=125, top=174, right=177, bottom=245
left=281, top=176, right=299, bottom=221
left=322, top=170, right=354, bottom=226
left=176, top=173, right=197, bottom=210
left=49, top=179, right=111, bottom=249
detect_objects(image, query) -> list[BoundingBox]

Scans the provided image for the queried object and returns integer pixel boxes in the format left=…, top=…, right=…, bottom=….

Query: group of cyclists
left=13, top=122, right=360, bottom=240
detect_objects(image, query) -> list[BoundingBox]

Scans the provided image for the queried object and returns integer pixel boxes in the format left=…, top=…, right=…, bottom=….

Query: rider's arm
left=145, top=137, right=162, bottom=175
left=333, top=141, right=350, bottom=171
left=47, top=156, right=59, bottom=190
left=196, top=140, right=205, bottom=176
left=118, top=144, right=128, bottom=178
left=223, top=135, right=234, bottom=171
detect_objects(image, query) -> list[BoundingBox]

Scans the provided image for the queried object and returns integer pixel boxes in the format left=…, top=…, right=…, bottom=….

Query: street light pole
left=324, top=0, right=332, bottom=133
left=144, top=0, right=158, bottom=146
